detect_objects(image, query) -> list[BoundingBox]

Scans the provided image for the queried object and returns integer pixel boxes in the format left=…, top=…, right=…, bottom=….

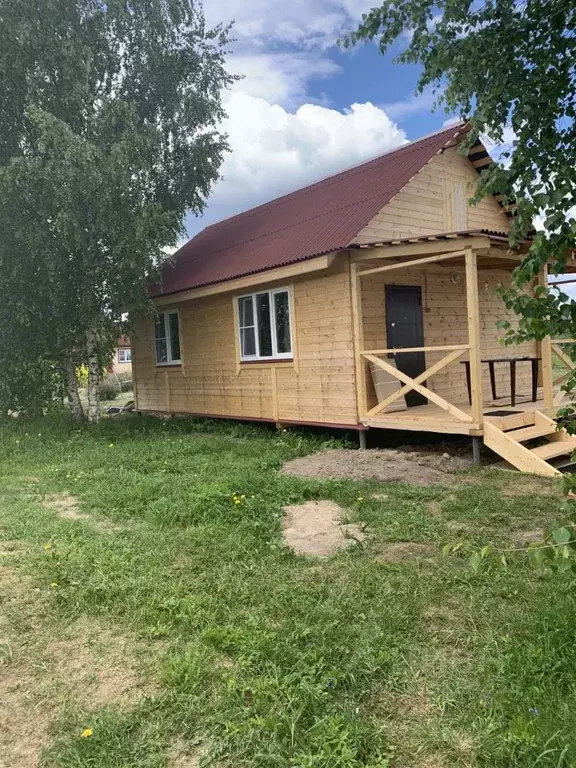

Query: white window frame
left=237, top=286, right=293, bottom=362
left=155, top=309, right=182, bottom=366
left=117, top=348, right=132, bottom=364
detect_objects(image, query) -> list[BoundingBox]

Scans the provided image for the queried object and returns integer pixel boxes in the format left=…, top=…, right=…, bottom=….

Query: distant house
left=131, top=122, right=576, bottom=476
left=110, top=336, right=132, bottom=375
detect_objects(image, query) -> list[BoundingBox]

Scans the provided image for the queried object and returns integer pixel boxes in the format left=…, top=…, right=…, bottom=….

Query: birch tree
left=0, top=0, right=233, bottom=421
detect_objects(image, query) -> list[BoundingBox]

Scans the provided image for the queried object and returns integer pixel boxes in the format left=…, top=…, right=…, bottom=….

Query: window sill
left=155, top=362, right=182, bottom=368
left=240, top=359, right=294, bottom=367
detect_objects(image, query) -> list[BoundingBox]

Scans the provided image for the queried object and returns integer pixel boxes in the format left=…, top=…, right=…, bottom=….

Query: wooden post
left=465, top=248, right=484, bottom=426
left=350, top=259, right=368, bottom=421
left=539, top=265, right=554, bottom=409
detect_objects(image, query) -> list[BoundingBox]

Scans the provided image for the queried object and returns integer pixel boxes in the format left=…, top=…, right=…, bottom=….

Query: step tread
left=509, top=424, right=557, bottom=442
left=531, top=441, right=576, bottom=460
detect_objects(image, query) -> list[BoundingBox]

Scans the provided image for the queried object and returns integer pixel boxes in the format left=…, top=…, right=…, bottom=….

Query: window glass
left=168, top=312, right=181, bottom=361
left=238, top=296, right=254, bottom=327
left=118, top=349, right=131, bottom=363
left=240, top=327, right=256, bottom=357
left=274, top=291, right=291, bottom=354
left=256, top=292, right=273, bottom=357
left=155, top=315, right=167, bottom=363
left=237, top=288, right=292, bottom=361
left=238, top=296, right=256, bottom=358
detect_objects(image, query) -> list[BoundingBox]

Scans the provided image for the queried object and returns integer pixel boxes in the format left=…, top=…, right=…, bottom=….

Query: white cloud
left=206, top=0, right=372, bottom=50
left=184, top=95, right=406, bottom=235
left=226, top=53, right=340, bottom=107
left=384, top=86, right=443, bottom=120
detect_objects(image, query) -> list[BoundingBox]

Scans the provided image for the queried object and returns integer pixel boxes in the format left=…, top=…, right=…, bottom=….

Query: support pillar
left=539, top=266, right=554, bottom=410
left=472, top=436, right=482, bottom=466
left=465, top=248, right=484, bottom=427
left=358, top=430, right=367, bottom=451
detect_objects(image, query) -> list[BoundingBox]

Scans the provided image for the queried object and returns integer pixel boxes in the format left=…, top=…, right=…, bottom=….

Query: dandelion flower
left=43, top=543, right=52, bottom=551
left=357, top=497, right=364, bottom=502
left=50, top=582, right=58, bottom=588
left=109, top=443, right=114, bottom=448
left=80, top=728, right=93, bottom=738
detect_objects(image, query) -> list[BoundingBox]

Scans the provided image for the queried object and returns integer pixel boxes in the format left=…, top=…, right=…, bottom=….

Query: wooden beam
left=357, top=250, right=467, bottom=277
left=350, top=260, right=367, bottom=422
left=362, top=344, right=469, bottom=355
left=351, top=236, right=491, bottom=261
left=363, top=352, right=473, bottom=421
left=549, top=278, right=576, bottom=287
left=551, top=344, right=576, bottom=372
left=153, top=253, right=336, bottom=306
left=539, top=265, right=555, bottom=409
left=464, top=248, right=484, bottom=426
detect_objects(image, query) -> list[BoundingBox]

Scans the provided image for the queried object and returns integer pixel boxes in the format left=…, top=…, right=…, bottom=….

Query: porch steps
left=483, top=411, right=576, bottom=477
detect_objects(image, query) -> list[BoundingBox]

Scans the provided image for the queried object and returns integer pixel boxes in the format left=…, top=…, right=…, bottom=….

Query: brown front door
left=385, top=285, right=427, bottom=407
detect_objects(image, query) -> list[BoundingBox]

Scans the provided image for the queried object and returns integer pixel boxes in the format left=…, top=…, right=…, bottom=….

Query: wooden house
left=132, top=123, right=576, bottom=477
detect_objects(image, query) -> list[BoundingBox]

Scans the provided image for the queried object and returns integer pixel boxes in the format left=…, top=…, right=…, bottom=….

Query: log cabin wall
left=360, top=263, right=538, bottom=410
left=355, top=145, right=511, bottom=243
left=132, top=254, right=359, bottom=426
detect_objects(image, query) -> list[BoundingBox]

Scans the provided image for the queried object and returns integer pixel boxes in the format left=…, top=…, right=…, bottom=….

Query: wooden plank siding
left=355, top=146, right=511, bottom=244
left=360, top=262, right=538, bottom=410
left=132, top=256, right=359, bottom=426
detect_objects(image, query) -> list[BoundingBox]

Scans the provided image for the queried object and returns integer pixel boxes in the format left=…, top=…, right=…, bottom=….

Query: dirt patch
left=282, top=500, right=365, bottom=557
left=500, top=476, right=560, bottom=497
left=513, top=527, right=545, bottom=545
left=43, top=492, right=89, bottom=520
left=0, top=564, right=152, bottom=768
left=280, top=449, right=470, bottom=485
left=168, top=741, right=207, bottom=768
left=42, top=492, right=126, bottom=532
left=427, top=501, right=442, bottom=517
left=43, top=617, right=150, bottom=708
left=375, top=542, right=437, bottom=564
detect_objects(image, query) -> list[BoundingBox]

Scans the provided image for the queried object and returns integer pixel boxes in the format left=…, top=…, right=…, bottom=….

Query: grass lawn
left=1, top=415, right=576, bottom=767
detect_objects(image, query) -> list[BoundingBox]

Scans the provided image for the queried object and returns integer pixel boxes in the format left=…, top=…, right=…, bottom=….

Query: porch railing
left=360, top=344, right=472, bottom=421
left=551, top=340, right=576, bottom=405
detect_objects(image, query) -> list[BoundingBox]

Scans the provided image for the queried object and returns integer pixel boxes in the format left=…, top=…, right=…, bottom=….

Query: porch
left=349, top=231, right=576, bottom=476
left=364, top=395, right=571, bottom=436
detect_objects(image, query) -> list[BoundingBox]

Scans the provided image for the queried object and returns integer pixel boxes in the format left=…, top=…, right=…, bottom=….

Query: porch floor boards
left=362, top=390, right=571, bottom=436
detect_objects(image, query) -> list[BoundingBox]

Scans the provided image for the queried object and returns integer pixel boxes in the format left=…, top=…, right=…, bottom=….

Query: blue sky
left=182, top=0, right=455, bottom=242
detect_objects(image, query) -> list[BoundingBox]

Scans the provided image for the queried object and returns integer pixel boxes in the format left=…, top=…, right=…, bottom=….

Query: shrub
left=99, top=375, right=121, bottom=401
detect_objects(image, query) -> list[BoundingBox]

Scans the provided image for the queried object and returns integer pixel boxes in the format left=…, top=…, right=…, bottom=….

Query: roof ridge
left=190, top=121, right=467, bottom=236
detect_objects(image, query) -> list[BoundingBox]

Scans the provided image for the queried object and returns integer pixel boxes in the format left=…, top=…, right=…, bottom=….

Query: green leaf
left=469, top=551, right=482, bottom=573
left=552, top=527, right=572, bottom=546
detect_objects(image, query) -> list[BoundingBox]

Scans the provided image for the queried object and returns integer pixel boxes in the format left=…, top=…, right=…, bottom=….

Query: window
left=155, top=310, right=181, bottom=365
left=117, top=348, right=132, bottom=364
left=237, top=287, right=292, bottom=361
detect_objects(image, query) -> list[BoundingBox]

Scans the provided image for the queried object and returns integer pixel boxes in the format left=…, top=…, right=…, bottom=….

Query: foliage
left=0, top=0, right=234, bottom=420
left=76, top=366, right=89, bottom=390
left=344, top=2, right=576, bottom=366
left=1, top=418, right=576, bottom=765
left=98, top=375, right=121, bottom=401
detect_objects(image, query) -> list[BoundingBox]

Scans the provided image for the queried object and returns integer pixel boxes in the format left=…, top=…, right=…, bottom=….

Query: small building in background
left=111, top=336, right=132, bottom=375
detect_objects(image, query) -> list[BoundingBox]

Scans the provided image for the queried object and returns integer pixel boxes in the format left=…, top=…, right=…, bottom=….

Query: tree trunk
left=64, top=358, right=84, bottom=422
left=86, top=330, right=101, bottom=424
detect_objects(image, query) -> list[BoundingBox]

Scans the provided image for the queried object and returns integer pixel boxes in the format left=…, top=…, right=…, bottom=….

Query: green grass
left=1, top=414, right=576, bottom=767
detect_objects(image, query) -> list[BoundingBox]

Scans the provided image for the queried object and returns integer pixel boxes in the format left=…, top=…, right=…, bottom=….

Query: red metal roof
left=154, top=124, right=467, bottom=297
